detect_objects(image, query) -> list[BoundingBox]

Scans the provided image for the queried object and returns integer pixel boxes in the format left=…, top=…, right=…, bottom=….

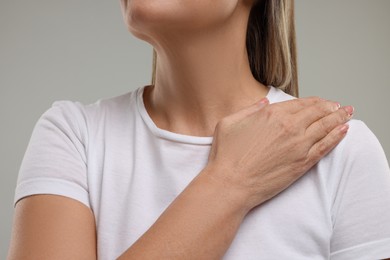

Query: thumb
left=228, top=97, right=269, bottom=122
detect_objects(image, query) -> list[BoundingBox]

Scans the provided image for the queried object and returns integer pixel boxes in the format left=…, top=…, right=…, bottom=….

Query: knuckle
left=338, top=109, right=349, bottom=122
left=332, top=107, right=349, bottom=123
left=328, top=102, right=340, bottom=113
left=291, top=99, right=305, bottom=109
left=307, top=154, right=320, bottom=168
left=280, top=118, right=295, bottom=135
left=312, top=96, right=322, bottom=103
left=318, top=119, right=330, bottom=135
left=318, top=104, right=330, bottom=115
left=306, top=96, right=322, bottom=104
left=263, top=106, right=276, bottom=118
left=325, top=109, right=346, bottom=128
left=318, top=101, right=336, bottom=114
left=317, top=141, right=328, bottom=155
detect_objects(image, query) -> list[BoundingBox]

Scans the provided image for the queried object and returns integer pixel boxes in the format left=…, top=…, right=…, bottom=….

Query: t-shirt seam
left=135, top=85, right=214, bottom=145
left=51, top=100, right=89, bottom=165
left=16, top=177, right=89, bottom=193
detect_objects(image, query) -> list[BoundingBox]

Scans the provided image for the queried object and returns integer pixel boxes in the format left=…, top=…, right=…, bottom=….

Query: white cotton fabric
left=14, top=85, right=390, bottom=260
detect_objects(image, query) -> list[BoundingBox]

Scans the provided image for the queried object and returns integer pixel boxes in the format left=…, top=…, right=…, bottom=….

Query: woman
left=8, top=0, right=390, bottom=259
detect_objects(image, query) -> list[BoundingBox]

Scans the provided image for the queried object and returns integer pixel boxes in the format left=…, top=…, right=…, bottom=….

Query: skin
left=8, top=0, right=367, bottom=259
left=121, top=0, right=269, bottom=137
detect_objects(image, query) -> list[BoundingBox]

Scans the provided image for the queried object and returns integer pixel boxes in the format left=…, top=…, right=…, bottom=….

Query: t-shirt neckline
left=136, top=85, right=277, bottom=145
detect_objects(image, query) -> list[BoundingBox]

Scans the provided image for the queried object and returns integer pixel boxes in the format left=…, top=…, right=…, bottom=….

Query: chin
left=125, top=1, right=185, bottom=30
left=122, top=0, right=240, bottom=39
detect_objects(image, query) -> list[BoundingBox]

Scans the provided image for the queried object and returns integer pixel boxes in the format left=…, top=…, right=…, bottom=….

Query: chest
left=87, top=130, right=333, bottom=259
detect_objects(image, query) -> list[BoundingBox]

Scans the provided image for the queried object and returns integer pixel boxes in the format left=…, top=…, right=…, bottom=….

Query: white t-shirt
left=14, top=85, right=390, bottom=260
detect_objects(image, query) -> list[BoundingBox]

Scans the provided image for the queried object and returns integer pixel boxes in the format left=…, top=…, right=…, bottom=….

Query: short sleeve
left=330, top=120, right=390, bottom=259
left=14, top=100, right=90, bottom=209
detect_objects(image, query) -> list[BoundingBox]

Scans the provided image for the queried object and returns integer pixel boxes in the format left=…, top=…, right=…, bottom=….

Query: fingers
left=226, top=97, right=269, bottom=123
left=306, top=123, right=350, bottom=164
left=305, top=105, right=354, bottom=144
left=273, top=96, right=326, bottom=114
left=296, top=100, right=341, bottom=128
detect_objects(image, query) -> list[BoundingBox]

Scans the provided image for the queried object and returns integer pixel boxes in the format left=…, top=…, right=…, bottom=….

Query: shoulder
left=342, top=119, right=379, bottom=148
left=50, top=88, right=139, bottom=117
left=268, top=86, right=384, bottom=154
left=42, top=87, right=140, bottom=127
left=328, top=120, right=390, bottom=258
left=268, top=86, right=388, bottom=167
left=336, top=119, right=388, bottom=166
left=33, top=87, right=141, bottom=148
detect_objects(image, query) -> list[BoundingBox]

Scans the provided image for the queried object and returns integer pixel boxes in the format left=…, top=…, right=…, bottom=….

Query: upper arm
left=8, top=194, right=97, bottom=260
left=9, top=100, right=95, bottom=258
left=330, top=120, right=390, bottom=259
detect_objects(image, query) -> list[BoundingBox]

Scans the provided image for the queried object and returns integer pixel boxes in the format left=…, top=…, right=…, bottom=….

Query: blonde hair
left=151, top=0, right=299, bottom=97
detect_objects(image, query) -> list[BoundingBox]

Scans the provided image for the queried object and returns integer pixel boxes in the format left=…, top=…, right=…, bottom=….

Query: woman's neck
left=144, top=5, right=269, bottom=137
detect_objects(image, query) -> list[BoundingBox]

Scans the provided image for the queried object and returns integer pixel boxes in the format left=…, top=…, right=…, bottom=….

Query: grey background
left=1, top=0, right=389, bottom=258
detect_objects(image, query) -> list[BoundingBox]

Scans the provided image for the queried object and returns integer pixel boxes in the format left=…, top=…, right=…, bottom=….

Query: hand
left=205, top=97, right=353, bottom=210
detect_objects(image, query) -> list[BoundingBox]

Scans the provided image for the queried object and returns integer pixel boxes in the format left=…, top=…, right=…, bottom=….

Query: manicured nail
left=339, top=124, right=349, bottom=133
left=259, top=97, right=269, bottom=104
left=343, top=106, right=354, bottom=116
left=332, top=102, right=341, bottom=111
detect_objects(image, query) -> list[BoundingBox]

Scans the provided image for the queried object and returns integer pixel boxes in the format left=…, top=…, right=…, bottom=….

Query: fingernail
left=343, top=106, right=354, bottom=116
left=339, top=124, right=349, bottom=133
left=333, top=102, right=341, bottom=111
left=259, top=97, right=269, bottom=104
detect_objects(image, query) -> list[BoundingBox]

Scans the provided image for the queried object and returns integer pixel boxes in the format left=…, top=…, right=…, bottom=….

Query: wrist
left=198, top=163, right=253, bottom=216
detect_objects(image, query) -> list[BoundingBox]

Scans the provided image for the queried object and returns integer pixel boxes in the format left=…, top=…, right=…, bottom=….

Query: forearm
left=117, top=164, right=251, bottom=260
